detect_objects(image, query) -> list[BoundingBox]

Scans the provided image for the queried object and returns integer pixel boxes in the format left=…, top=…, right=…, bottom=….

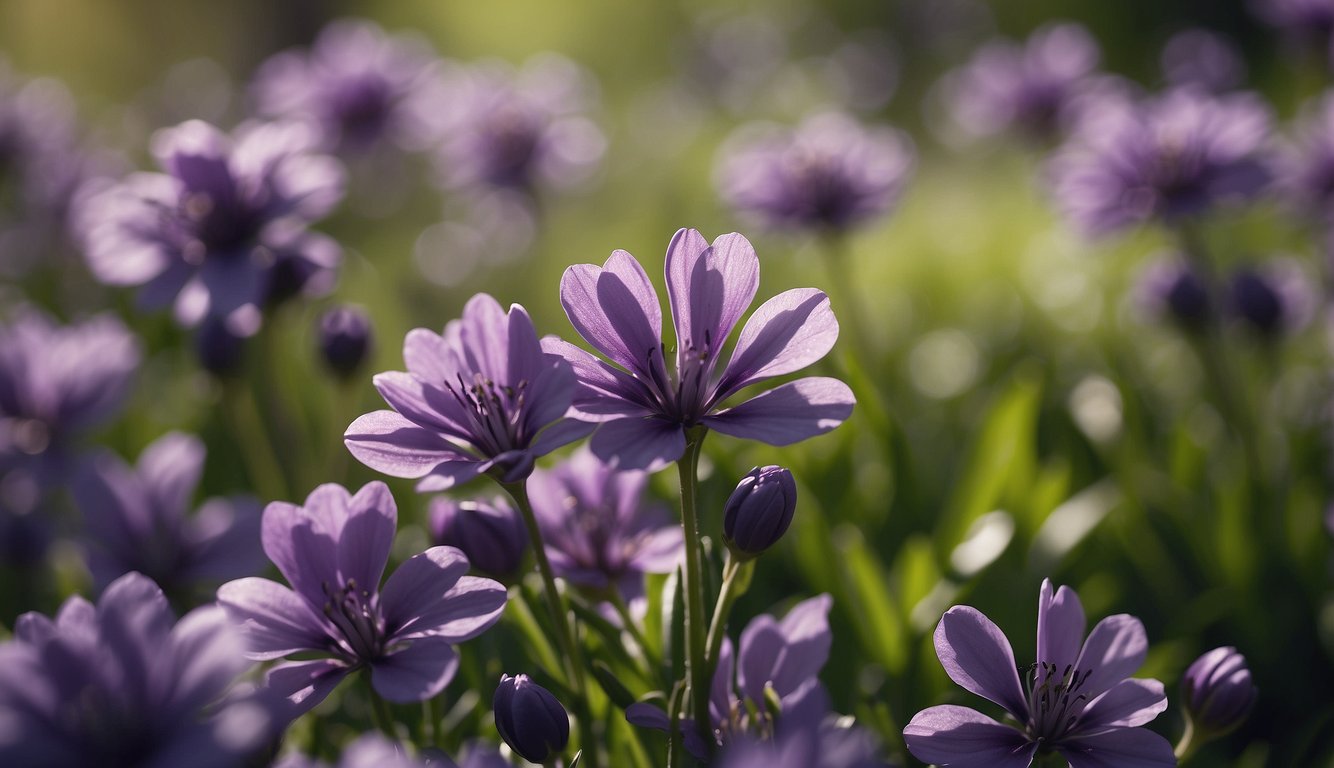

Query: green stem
left=502, top=479, right=598, bottom=768
left=222, top=379, right=288, bottom=502
left=608, top=587, right=657, bottom=669
left=703, top=554, right=752, bottom=698
left=362, top=670, right=396, bottom=738
left=676, top=426, right=713, bottom=755
left=1175, top=718, right=1198, bottom=763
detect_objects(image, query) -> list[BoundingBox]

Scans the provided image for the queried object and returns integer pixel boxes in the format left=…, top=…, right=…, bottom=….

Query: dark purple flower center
left=443, top=372, right=531, bottom=457
left=1025, top=662, right=1093, bottom=745
left=328, top=76, right=393, bottom=145
left=321, top=579, right=386, bottom=661
left=180, top=191, right=266, bottom=255
left=642, top=330, right=717, bottom=425
left=483, top=106, right=542, bottom=187
left=787, top=152, right=855, bottom=227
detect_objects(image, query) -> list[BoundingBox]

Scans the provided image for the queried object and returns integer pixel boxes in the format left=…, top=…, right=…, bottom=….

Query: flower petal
left=588, top=417, right=686, bottom=472
left=382, top=548, right=506, bottom=641
left=337, top=481, right=397, bottom=594
left=458, top=293, right=514, bottom=385
left=1078, top=678, right=1167, bottom=730
left=265, top=658, right=350, bottom=719
left=371, top=636, right=460, bottom=703
left=373, top=371, right=469, bottom=438
left=541, top=336, right=656, bottom=420
left=403, top=327, right=456, bottom=384
left=1037, top=579, right=1085, bottom=675
left=344, top=410, right=475, bottom=478
left=137, top=432, right=205, bottom=518
left=666, top=230, right=759, bottom=372
left=703, top=377, right=854, bottom=446
left=1059, top=726, right=1177, bottom=768
left=715, top=288, right=838, bottom=401
left=216, top=577, right=328, bottom=660
left=529, top=418, right=597, bottom=458
left=1074, top=614, right=1149, bottom=699
left=933, top=606, right=1030, bottom=721
left=560, top=252, right=666, bottom=381
left=903, top=705, right=1036, bottom=768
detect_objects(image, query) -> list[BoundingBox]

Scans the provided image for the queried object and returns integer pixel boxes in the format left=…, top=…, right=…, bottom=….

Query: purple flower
left=493, top=673, right=571, bottom=764
left=344, top=293, right=594, bottom=490
left=903, top=579, right=1175, bottom=767
left=718, top=720, right=888, bottom=768
left=216, top=481, right=507, bottom=716
left=628, top=594, right=833, bottom=755
left=0, top=308, right=140, bottom=483
left=77, top=119, right=344, bottom=327
left=429, top=495, right=528, bottom=578
left=72, top=431, right=263, bottom=596
left=1136, top=256, right=1212, bottom=328
left=1227, top=262, right=1315, bottom=335
left=1181, top=646, right=1256, bottom=738
left=1252, top=0, right=1334, bottom=63
left=550, top=228, right=854, bottom=471
left=1047, top=87, right=1273, bottom=236
left=1276, top=90, right=1334, bottom=218
left=430, top=54, right=606, bottom=193
left=251, top=19, right=440, bottom=154
left=715, top=112, right=913, bottom=233
left=942, top=23, right=1103, bottom=141
left=0, top=572, right=269, bottom=767
left=319, top=305, right=374, bottom=379
left=1161, top=29, right=1246, bottom=92
left=528, top=446, right=682, bottom=592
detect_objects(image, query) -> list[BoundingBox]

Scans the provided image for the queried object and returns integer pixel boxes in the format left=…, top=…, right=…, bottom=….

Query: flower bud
left=1181, top=646, right=1256, bottom=737
left=493, top=674, right=569, bottom=764
left=723, top=465, right=796, bottom=560
left=429, top=497, right=528, bottom=578
left=318, top=305, right=373, bottom=379
left=1137, top=258, right=1209, bottom=329
left=1228, top=269, right=1284, bottom=335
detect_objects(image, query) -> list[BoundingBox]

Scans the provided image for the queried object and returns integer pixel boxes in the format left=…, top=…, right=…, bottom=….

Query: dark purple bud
left=723, top=465, right=797, bottom=559
left=195, top=316, right=247, bottom=376
left=430, top=497, right=528, bottom=578
left=493, top=673, right=569, bottom=764
left=1182, top=646, right=1256, bottom=737
left=319, top=305, right=373, bottom=378
left=1228, top=268, right=1284, bottom=335
left=1139, top=258, right=1211, bottom=329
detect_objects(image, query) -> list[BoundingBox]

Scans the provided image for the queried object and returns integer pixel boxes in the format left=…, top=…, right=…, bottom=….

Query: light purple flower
left=1227, top=261, right=1316, bottom=335
left=77, top=119, right=344, bottom=327
left=430, top=54, right=606, bottom=193
left=1276, top=90, right=1334, bottom=218
left=528, top=446, right=682, bottom=592
left=73, top=431, right=263, bottom=596
left=252, top=18, right=440, bottom=154
left=628, top=594, right=833, bottom=756
left=903, top=579, right=1175, bottom=767
left=1047, top=87, right=1273, bottom=236
left=942, top=23, right=1102, bottom=141
left=715, top=112, right=913, bottom=233
left=1252, top=0, right=1334, bottom=63
left=551, top=228, right=854, bottom=471
left=0, top=572, right=269, bottom=767
left=216, top=482, right=507, bottom=716
left=1161, top=29, right=1246, bottom=92
left=429, top=495, right=528, bottom=578
left=0, top=308, right=140, bottom=483
left=344, top=292, right=594, bottom=490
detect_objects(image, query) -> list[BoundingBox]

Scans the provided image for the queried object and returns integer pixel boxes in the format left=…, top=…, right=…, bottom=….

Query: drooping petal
left=265, top=658, right=350, bottom=718
left=703, top=377, right=854, bottom=446
left=1077, top=678, right=1167, bottom=731
left=588, top=416, right=686, bottom=471
left=1036, top=579, right=1085, bottom=675
left=216, top=578, right=329, bottom=659
left=344, top=410, right=476, bottom=478
left=1058, top=726, right=1177, bottom=768
left=903, top=705, right=1036, bottom=768
left=714, top=288, right=838, bottom=401
left=933, top=606, right=1030, bottom=721
left=1074, top=614, right=1149, bottom=699
left=337, top=481, right=397, bottom=593
left=371, top=636, right=460, bottom=703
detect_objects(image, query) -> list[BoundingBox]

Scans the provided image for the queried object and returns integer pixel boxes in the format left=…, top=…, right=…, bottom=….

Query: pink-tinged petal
left=1059, top=727, right=1177, bottom=768
left=903, top=705, right=1036, bottom=768
left=529, top=418, right=597, bottom=458
left=1037, top=579, right=1086, bottom=675
left=715, top=288, right=838, bottom=401
left=216, top=577, right=329, bottom=659
left=266, top=658, right=350, bottom=718
left=1078, top=678, right=1167, bottom=730
left=458, top=293, right=513, bottom=385
left=373, top=371, right=467, bottom=437
left=933, top=606, right=1030, bottom=721
left=588, top=417, right=686, bottom=472
left=703, top=377, right=854, bottom=446
left=337, top=482, right=397, bottom=593
left=344, top=410, right=474, bottom=478
left=1074, top=614, right=1149, bottom=699
left=371, top=636, right=459, bottom=702
left=137, top=431, right=205, bottom=517
left=560, top=256, right=666, bottom=380
left=403, top=328, right=456, bottom=384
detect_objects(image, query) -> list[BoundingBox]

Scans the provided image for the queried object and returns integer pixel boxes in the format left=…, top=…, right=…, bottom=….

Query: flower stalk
left=676, top=426, right=712, bottom=754
left=704, top=552, right=753, bottom=696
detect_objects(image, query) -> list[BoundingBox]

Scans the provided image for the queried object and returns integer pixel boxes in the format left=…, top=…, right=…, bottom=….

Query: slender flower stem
left=1175, top=719, right=1198, bottom=763
left=676, top=426, right=713, bottom=754
left=362, top=670, right=396, bottom=738
left=608, top=587, right=656, bottom=668
left=703, top=553, right=752, bottom=698
left=222, top=379, right=288, bottom=503
left=503, top=479, right=599, bottom=768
